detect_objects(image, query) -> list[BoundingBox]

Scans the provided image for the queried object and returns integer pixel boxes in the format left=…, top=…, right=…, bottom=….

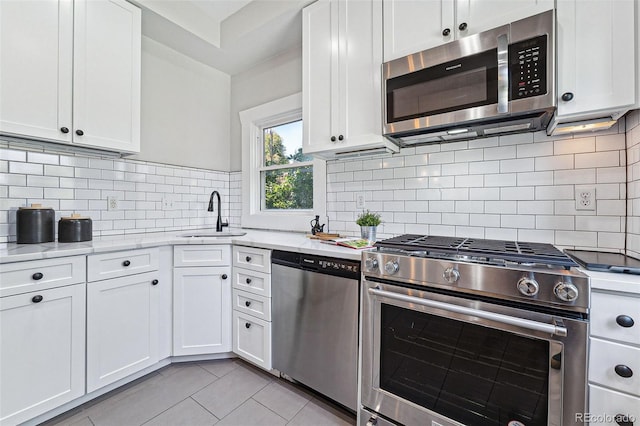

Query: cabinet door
left=87, top=272, right=159, bottom=392
left=383, top=0, right=454, bottom=61
left=556, top=0, right=635, bottom=118
left=0, top=0, right=73, bottom=143
left=0, top=284, right=85, bottom=425
left=455, top=0, right=553, bottom=38
left=173, top=267, right=232, bottom=356
left=303, top=0, right=337, bottom=154
left=73, top=0, right=141, bottom=152
left=589, top=384, right=640, bottom=426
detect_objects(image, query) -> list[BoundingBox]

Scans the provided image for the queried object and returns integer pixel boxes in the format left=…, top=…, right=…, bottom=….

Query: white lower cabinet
left=86, top=271, right=160, bottom=392
left=588, top=272, right=640, bottom=423
left=172, top=245, right=232, bottom=356
left=233, top=311, right=272, bottom=369
left=0, top=283, right=86, bottom=426
left=231, top=247, right=272, bottom=370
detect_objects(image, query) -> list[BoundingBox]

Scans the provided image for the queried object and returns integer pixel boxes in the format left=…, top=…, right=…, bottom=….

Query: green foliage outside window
left=263, top=125, right=313, bottom=210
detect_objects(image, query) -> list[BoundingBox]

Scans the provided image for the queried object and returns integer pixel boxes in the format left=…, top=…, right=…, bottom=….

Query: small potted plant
left=356, top=210, right=382, bottom=241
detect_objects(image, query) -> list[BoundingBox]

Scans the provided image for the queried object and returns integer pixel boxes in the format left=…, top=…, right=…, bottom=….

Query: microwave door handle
left=497, top=33, right=509, bottom=114
left=368, top=286, right=568, bottom=337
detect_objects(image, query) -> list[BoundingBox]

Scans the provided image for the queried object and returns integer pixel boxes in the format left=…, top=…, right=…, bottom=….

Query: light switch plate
left=575, top=187, right=596, bottom=211
left=356, top=193, right=366, bottom=209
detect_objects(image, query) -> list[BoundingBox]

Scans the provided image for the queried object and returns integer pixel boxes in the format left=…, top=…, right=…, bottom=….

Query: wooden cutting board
left=307, top=233, right=341, bottom=241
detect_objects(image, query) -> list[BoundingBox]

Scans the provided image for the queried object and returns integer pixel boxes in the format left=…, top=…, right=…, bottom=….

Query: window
left=261, top=120, right=314, bottom=210
left=240, top=93, right=326, bottom=231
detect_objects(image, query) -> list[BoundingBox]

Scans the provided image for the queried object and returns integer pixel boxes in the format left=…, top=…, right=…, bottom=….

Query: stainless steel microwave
left=383, top=10, right=556, bottom=146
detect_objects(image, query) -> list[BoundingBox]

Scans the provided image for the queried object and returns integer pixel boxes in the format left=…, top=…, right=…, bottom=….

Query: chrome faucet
left=207, top=191, right=229, bottom=232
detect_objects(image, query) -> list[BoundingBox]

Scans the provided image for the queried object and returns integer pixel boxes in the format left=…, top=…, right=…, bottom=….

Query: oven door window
left=386, top=49, right=498, bottom=123
left=380, top=304, right=549, bottom=426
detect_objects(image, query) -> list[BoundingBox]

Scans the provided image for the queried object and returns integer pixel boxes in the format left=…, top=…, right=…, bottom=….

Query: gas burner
left=375, top=234, right=578, bottom=269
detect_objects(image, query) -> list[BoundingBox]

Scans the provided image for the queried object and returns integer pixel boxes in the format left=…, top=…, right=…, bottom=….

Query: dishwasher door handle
left=368, top=287, right=568, bottom=337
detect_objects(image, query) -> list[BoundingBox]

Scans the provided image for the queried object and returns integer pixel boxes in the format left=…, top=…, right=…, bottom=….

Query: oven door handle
left=368, top=287, right=568, bottom=337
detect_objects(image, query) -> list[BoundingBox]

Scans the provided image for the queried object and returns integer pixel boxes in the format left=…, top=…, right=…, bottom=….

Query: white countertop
left=0, top=229, right=368, bottom=263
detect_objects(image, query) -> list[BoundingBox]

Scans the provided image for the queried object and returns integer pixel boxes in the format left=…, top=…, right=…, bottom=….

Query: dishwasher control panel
left=272, top=250, right=360, bottom=280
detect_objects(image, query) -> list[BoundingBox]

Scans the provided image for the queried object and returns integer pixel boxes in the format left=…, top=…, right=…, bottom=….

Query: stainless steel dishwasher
left=272, top=250, right=360, bottom=412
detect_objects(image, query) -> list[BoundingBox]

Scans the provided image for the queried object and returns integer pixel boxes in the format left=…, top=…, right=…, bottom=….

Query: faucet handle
left=222, top=220, right=229, bottom=228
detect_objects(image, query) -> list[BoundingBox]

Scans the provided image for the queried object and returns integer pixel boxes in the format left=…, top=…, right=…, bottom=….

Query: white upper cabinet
left=383, top=0, right=553, bottom=62
left=303, top=0, right=395, bottom=158
left=555, top=0, right=636, bottom=120
left=0, top=0, right=141, bottom=153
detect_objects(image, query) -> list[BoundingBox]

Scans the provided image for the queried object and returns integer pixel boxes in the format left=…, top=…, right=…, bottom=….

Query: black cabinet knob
left=151, top=279, right=159, bottom=285
left=615, top=364, right=633, bottom=378
left=245, top=256, right=251, bottom=262
left=442, top=28, right=451, bottom=36
left=32, top=295, right=44, bottom=303
left=122, top=260, right=131, bottom=267
left=330, top=136, right=336, bottom=142
left=245, top=301, right=251, bottom=307
left=221, top=274, right=228, bottom=280
left=616, top=315, right=635, bottom=328
left=338, top=135, right=344, bottom=141
left=245, top=323, right=251, bottom=329
left=561, top=92, right=574, bottom=102
left=615, top=413, right=634, bottom=426
left=458, top=22, right=467, bottom=31
left=245, top=278, right=252, bottom=284
left=32, top=272, right=44, bottom=281
left=60, top=127, right=69, bottom=134
left=75, top=129, right=84, bottom=136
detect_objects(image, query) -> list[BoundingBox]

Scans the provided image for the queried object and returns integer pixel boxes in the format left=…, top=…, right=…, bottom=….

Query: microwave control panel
left=509, top=35, right=547, bottom=100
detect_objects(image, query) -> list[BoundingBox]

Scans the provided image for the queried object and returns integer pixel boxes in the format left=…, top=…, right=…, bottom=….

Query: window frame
left=240, top=93, right=326, bottom=232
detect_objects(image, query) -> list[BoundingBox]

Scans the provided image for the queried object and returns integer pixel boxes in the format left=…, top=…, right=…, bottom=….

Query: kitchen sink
left=179, top=231, right=246, bottom=238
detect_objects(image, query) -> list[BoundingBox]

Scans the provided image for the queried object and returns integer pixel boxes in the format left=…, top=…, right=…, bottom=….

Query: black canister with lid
left=58, top=214, right=93, bottom=242
left=16, top=204, right=55, bottom=244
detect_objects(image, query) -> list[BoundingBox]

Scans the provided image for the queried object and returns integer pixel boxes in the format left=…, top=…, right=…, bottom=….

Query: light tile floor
left=45, top=359, right=356, bottom=426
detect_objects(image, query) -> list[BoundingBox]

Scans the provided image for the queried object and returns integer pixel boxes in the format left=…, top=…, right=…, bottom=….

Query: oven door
left=360, top=279, right=588, bottom=426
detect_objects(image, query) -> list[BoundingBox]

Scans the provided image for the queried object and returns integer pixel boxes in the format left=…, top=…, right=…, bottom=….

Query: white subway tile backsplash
left=9, top=161, right=43, bottom=175
left=500, top=158, right=534, bottom=173
left=9, top=186, right=43, bottom=199
left=484, top=145, right=516, bottom=160
left=469, top=160, right=500, bottom=175
left=596, top=134, right=625, bottom=152
left=554, top=169, right=596, bottom=185
left=499, top=132, right=533, bottom=146
left=575, top=151, right=620, bottom=169
left=517, top=141, right=553, bottom=158
left=554, top=137, right=595, bottom=155
left=534, top=154, right=573, bottom=171
left=27, top=152, right=59, bottom=165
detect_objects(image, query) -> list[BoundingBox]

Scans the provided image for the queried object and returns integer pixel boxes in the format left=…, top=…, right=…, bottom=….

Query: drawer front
left=174, top=245, right=231, bottom=267
left=233, top=246, right=271, bottom=273
left=591, top=291, right=640, bottom=346
left=233, top=310, right=271, bottom=370
left=589, top=384, right=640, bottom=425
left=88, top=248, right=159, bottom=282
left=0, top=256, right=86, bottom=297
left=233, top=268, right=271, bottom=297
left=232, top=289, right=271, bottom=321
left=589, top=337, right=640, bottom=397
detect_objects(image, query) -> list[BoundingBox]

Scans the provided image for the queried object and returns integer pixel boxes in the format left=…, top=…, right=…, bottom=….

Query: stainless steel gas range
left=360, top=235, right=590, bottom=426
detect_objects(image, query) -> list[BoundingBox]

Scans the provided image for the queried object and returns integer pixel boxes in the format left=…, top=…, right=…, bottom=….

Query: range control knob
left=364, top=258, right=379, bottom=271
left=384, top=260, right=399, bottom=275
left=554, top=282, right=579, bottom=302
left=517, top=277, right=539, bottom=296
left=443, top=267, right=460, bottom=283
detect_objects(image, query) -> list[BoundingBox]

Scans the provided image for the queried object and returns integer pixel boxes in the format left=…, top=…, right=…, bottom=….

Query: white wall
left=229, top=47, right=302, bottom=171
left=626, top=110, right=640, bottom=257
left=134, top=36, right=231, bottom=171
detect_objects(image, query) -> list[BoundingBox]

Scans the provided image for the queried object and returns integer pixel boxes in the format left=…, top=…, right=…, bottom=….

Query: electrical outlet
left=575, top=187, right=596, bottom=211
left=161, top=197, right=174, bottom=211
left=356, top=193, right=366, bottom=209
left=107, top=196, right=119, bottom=211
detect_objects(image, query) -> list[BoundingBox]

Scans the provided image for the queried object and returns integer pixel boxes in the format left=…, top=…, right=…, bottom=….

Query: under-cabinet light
left=550, top=117, right=617, bottom=135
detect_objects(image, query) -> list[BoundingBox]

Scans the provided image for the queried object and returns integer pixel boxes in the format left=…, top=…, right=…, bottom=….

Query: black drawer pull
left=246, top=278, right=252, bottom=284
left=442, top=28, right=450, bottom=36
left=32, top=272, right=44, bottom=281
left=245, top=322, right=251, bottom=329
left=122, top=260, right=131, bottom=267
left=60, top=127, right=69, bottom=134
left=616, top=315, right=635, bottom=328
left=245, top=301, right=251, bottom=307
left=245, top=256, right=252, bottom=262
left=615, top=364, right=633, bottom=378
left=32, top=295, right=43, bottom=303
left=615, top=413, right=634, bottom=426
left=458, top=22, right=467, bottom=31
left=561, top=92, right=574, bottom=102
left=221, top=274, right=228, bottom=280
left=75, top=129, right=84, bottom=136
left=151, top=279, right=159, bottom=286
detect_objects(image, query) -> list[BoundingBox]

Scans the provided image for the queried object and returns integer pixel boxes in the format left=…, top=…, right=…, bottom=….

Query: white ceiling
left=133, top=0, right=313, bottom=75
